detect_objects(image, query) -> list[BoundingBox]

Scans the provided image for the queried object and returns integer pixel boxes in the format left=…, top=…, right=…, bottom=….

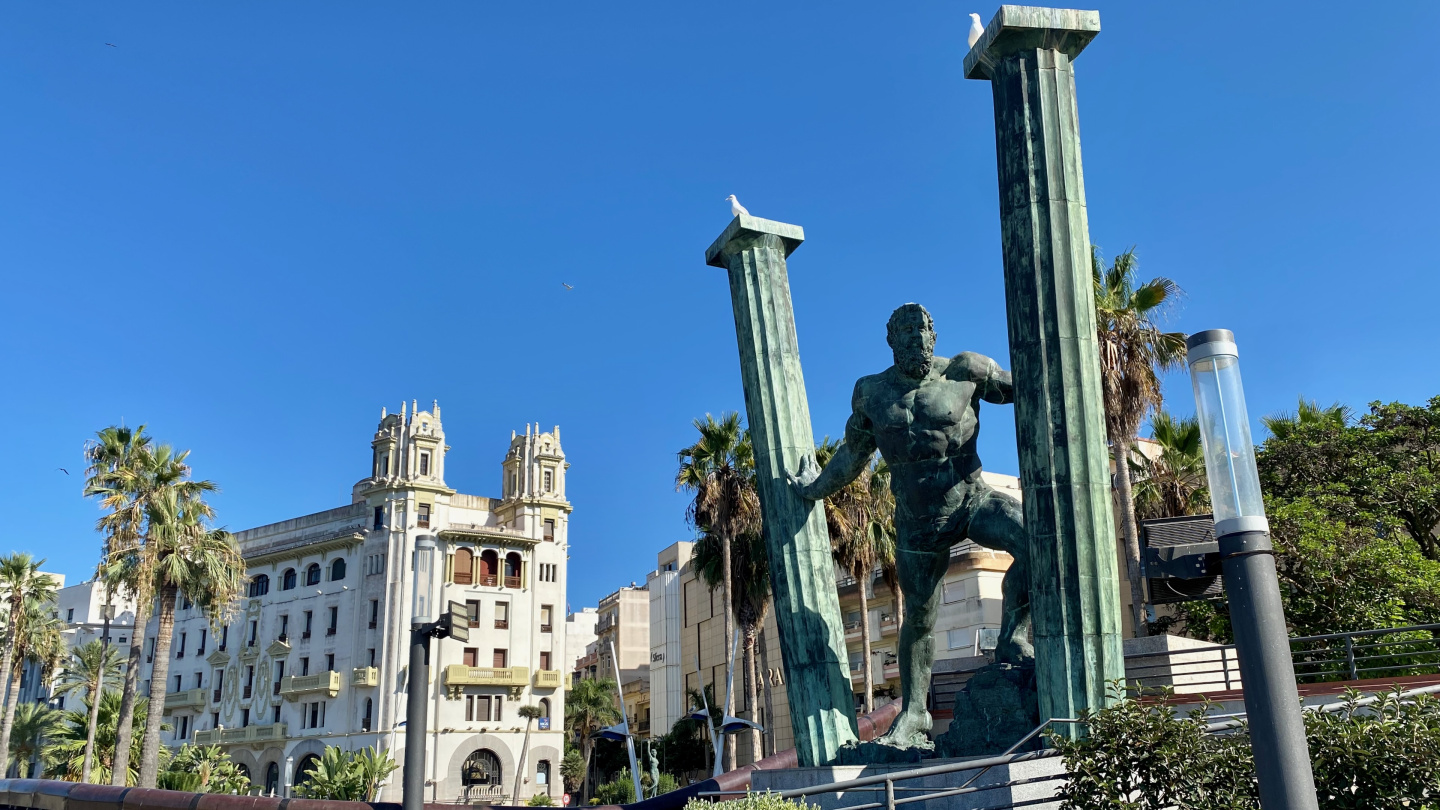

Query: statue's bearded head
left=887, top=303, right=936, bottom=379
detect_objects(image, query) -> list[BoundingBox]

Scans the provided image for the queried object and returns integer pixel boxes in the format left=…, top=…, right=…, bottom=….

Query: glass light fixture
left=1186, top=329, right=1267, bottom=538
left=412, top=534, right=437, bottom=624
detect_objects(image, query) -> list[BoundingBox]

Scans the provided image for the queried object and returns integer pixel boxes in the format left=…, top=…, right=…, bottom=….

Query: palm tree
left=676, top=412, right=759, bottom=770
left=1262, top=396, right=1352, bottom=440
left=513, top=704, right=545, bottom=801
left=1131, top=412, right=1210, bottom=521
left=693, top=529, right=770, bottom=762
left=1093, top=246, right=1187, bottom=638
left=564, top=677, right=619, bottom=802
left=0, top=554, right=60, bottom=770
left=136, top=485, right=244, bottom=788
left=815, top=441, right=896, bottom=715
left=43, top=691, right=161, bottom=784
left=54, top=640, right=125, bottom=782
left=10, top=702, right=61, bottom=778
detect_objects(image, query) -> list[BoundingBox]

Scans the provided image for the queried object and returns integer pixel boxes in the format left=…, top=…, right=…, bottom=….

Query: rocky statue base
left=934, top=662, right=1040, bottom=758
left=833, top=735, right=936, bottom=766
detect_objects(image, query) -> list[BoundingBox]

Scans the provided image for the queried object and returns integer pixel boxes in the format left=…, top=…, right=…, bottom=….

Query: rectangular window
left=212, top=712, right=219, bottom=729
left=543, top=519, right=555, bottom=541
left=66, top=608, right=74, bottom=622
left=417, top=504, right=431, bottom=528
left=540, top=651, right=552, bottom=670
left=274, top=661, right=285, bottom=694
left=326, top=654, right=335, bottom=672
left=194, top=672, right=203, bottom=688
left=248, top=621, right=257, bottom=646
left=493, top=649, right=507, bottom=668
left=465, top=600, right=480, bottom=628
left=495, top=602, right=509, bottom=630
left=540, top=605, right=553, bottom=632
left=273, top=705, right=281, bottom=723
left=280, top=614, right=289, bottom=640
left=304, top=611, right=313, bottom=638
left=173, top=674, right=182, bottom=692
left=368, top=648, right=376, bottom=667
left=178, top=715, right=189, bottom=740
left=942, top=578, right=967, bottom=604
left=300, top=657, right=310, bottom=677
left=328, top=606, right=338, bottom=635
left=219, top=626, right=228, bottom=651
left=463, top=648, right=478, bottom=668
left=378, top=453, right=389, bottom=477
left=197, top=629, right=206, bottom=655
left=241, top=708, right=250, bottom=727
left=419, top=452, right=430, bottom=476
left=369, top=600, right=379, bottom=629
left=177, top=632, right=186, bottom=657
left=543, top=469, right=553, bottom=492
left=309, top=702, right=320, bottom=729
left=947, top=629, right=969, bottom=650
left=495, top=694, right=503, bottom=721
left=373, top=506, right=385, bottom=530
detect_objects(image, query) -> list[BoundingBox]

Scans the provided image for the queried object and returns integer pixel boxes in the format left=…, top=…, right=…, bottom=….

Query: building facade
left=593, top=584, right=649, bottom=688
left=646, top=542, right=691, bottom=739
left=563, top=608, right=598, bottom=675
left=139, top=404, right=571, bottom=804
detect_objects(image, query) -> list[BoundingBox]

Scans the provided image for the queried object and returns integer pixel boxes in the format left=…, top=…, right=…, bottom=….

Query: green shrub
left=157, top=744, right=251, bottom=795
left=527, top=793, right=556, bottom=806
left=684, top=791, right=807, bottom=810
left=1049, top=685, right=1440, bottom=809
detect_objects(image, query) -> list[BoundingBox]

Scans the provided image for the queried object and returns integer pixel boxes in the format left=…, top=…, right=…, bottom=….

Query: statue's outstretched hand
left=788, top=454, right=821, bottom=500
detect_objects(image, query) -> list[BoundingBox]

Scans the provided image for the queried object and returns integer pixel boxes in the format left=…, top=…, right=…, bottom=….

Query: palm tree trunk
left=110, top=584, right=152, bottom=786
left=718, top=530, right=735, bottom=773
left=83, top=678, right=103, bottom=782
left=512, top=718, right=532, bottom=803
left=743, top=629, right=760, bottom=764
left=1113, top=442, right=1149, bottom=638
left=0, top=661, right=24, bottom=776
left=580, top=738, right=594, bottom=802
left=0, top=597, right=23, bottom=770
left=857, top=573, right=874, bottom=714
left=138, top=585, right=178, bottom=787
left=757, top=633, right=775, bottom=757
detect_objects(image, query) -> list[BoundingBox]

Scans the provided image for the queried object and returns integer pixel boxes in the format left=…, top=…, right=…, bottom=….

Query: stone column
left=965, top=6, right=1126, bottom=726
left=706, top=215, right=859, bottom=766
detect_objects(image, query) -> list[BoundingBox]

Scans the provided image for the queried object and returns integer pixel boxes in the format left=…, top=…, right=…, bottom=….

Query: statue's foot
left=995, top=637, right=1035, bottom=667
left=877, top=707, right=933, bottom=748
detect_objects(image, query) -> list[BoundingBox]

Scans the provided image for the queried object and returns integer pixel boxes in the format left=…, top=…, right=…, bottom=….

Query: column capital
left=964, top=5, right=1100, bottom=81
left=704, top=215, right=805, bottom=268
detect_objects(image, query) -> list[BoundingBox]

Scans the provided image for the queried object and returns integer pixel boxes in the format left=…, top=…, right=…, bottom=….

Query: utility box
left=1141, top=514, right=1223, bottom=604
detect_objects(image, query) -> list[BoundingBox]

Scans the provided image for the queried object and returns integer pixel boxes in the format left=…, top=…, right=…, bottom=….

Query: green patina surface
left=966, top=5, right=1126, bottom=729
left=705, top=215, right=859, bottom=767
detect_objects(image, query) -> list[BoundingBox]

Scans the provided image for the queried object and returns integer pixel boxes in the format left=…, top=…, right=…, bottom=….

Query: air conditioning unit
left=1141, top=514, right=1223, bottom=604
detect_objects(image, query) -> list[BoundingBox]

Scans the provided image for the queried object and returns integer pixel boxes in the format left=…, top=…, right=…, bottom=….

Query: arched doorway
left=461, top=748, right=503, bottom=800
left=503, top=553, right=522, bottom=588
left=265, top=762, right=280, bottom=795
left=295, top=753, right=322, bottom=790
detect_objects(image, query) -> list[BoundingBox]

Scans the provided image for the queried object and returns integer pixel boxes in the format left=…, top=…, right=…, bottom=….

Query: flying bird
left=562, top=283, right=574, bottom=290
left=967, top=14, right=984, bottom=48
left=57, top=468, right=69, bottom=475
left=106, top=43, right=117, bottom=48
left=726, top=195, right=749, bottom=217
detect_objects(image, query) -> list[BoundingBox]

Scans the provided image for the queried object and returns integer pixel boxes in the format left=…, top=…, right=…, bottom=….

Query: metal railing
left=1125, top=623, right=1440, bottom=695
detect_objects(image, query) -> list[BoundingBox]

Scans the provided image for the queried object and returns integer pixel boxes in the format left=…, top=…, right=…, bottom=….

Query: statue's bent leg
left=881, top=543, right=949, bottom=746
left=969, top=489, right=1033, bottom=665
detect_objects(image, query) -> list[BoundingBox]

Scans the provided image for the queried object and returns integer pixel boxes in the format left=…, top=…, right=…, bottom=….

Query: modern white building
left=563, top=608, right=598, bottom=674
left=646, top=542, right=691, bottom=738
left=139, top=403, right=571, bottom=804
left=35, top=578, right=140, bottom=709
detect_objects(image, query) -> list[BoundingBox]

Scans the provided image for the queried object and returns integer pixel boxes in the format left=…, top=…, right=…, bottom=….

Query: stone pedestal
left=706, top=215, right=859, bottom=766
left=965, top=6, right=1126, bottom=728
left=934, top=663, right=1039, bottom=758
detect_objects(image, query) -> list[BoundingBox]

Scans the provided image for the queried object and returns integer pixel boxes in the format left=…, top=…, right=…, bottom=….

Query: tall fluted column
left=705, top=215, right=859, bottom=766
left=965, top=6, right=1125, bottom=727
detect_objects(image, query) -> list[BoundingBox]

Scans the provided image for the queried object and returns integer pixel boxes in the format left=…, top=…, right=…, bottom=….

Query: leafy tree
left=44, top=691, right=163, bottom=785
left=1093, top=246, right=1187, bottom=637
left=1130, top=411, right=1209, bottom=521
left=1261, top=395, right=1352, bottom=441
left=0, top=553, right=61, bottom=768
left=676, top=411, right=759, bottom=770
left=565, top=677, right=620, bottom=801
left=157, top=744, right=251, bottom=794
left=9, top=703, right=61, bottom=778
left=54, top=639, right=124, bottom=783
left=561, top=747, right=585, bottom=793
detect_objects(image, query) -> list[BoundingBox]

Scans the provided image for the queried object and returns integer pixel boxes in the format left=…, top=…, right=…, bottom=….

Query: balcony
left=494, top=620, right=509, bottom=630
left=540, top=624, right=552, bottom=634
left=194, top=723, right=287, bottom=746
left=443, top=665, right=528, bottom=698
left=352, top=667, right=379, bottom=687
left=533, top=670, right=563, bottom=689
left=504, top=576, right=522, bottom=589
left=479, top=575, right=498, bottom=587
left=326, top=627, right=337, bottom=636
left=162, top=688, right=207, bottom=714
left=279, top=671, right=342, bottom=701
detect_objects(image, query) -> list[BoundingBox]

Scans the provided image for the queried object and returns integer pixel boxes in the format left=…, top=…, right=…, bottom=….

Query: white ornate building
left=140, top=403, right=571, bottom=804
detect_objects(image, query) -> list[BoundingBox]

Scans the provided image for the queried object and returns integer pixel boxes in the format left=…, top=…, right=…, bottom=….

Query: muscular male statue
left=791, top=303, right=1031, bottom=746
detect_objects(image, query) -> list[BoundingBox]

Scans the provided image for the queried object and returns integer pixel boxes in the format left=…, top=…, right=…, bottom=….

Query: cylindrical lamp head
left=1186, top=329, right=1268, bottom=537
left=412, top=534, right=438, bottom=624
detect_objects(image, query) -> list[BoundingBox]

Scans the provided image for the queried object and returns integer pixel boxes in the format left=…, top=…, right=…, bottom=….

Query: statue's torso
left=859, top=357, right=986, bottom=528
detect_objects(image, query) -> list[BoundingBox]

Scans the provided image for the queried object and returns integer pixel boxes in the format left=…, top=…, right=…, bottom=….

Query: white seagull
left=726, top=195, right=749, bottom=217
left=967, top=13, right=984, bottom=48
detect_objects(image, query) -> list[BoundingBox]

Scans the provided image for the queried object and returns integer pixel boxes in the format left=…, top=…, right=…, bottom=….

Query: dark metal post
left=404, top=627, right=430, bottom=810
left=1188, top=330, right=1317, bottom=810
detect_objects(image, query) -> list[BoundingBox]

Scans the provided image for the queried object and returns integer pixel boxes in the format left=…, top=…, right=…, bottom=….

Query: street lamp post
left=1186, top=329, right=1318, bottom=810
left=405, top=535, right=438, bottom=810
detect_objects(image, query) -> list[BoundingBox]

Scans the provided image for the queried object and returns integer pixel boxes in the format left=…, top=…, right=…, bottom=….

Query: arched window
left=281, top=568, right=296, bottom=590
left=479, top=551, right=499, bottom=587
left=265, top=762, right=280, bottom=795
left=236, top=763, right=251, bottom=780
left=539, top=697, right=550, bottom=718
left=295, top=753, right=321, bottom=788
left=536, top=760, right=551, bottom=790
left=504, top=553, right=522, bottom=588
left=305, top=564, right=321, bottom=586
left=461, top=749, right=502, bottom=787
left=453, top=548, right=474, bottom=585
left=248, top=575, right=269, bottom=598
left=329, top=558, right=346, bottom=582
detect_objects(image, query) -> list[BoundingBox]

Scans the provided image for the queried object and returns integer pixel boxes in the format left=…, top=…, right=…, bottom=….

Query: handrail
left=1204, top=682, right=1440, bottom=733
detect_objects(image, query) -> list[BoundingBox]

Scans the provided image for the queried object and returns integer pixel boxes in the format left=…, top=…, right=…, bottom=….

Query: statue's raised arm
left=946, top=350, right=1013, bottom=404
left=790, top=381, right=877, bottom=501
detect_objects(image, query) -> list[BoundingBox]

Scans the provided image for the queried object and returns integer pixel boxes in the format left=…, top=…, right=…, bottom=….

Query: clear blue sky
left=3, top=2, right=1436, bottom=611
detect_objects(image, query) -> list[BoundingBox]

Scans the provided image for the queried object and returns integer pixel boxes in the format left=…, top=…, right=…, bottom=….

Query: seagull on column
left=967, top=13, right=984, bottom=48
left=726, top=195, right=749, bottom=217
